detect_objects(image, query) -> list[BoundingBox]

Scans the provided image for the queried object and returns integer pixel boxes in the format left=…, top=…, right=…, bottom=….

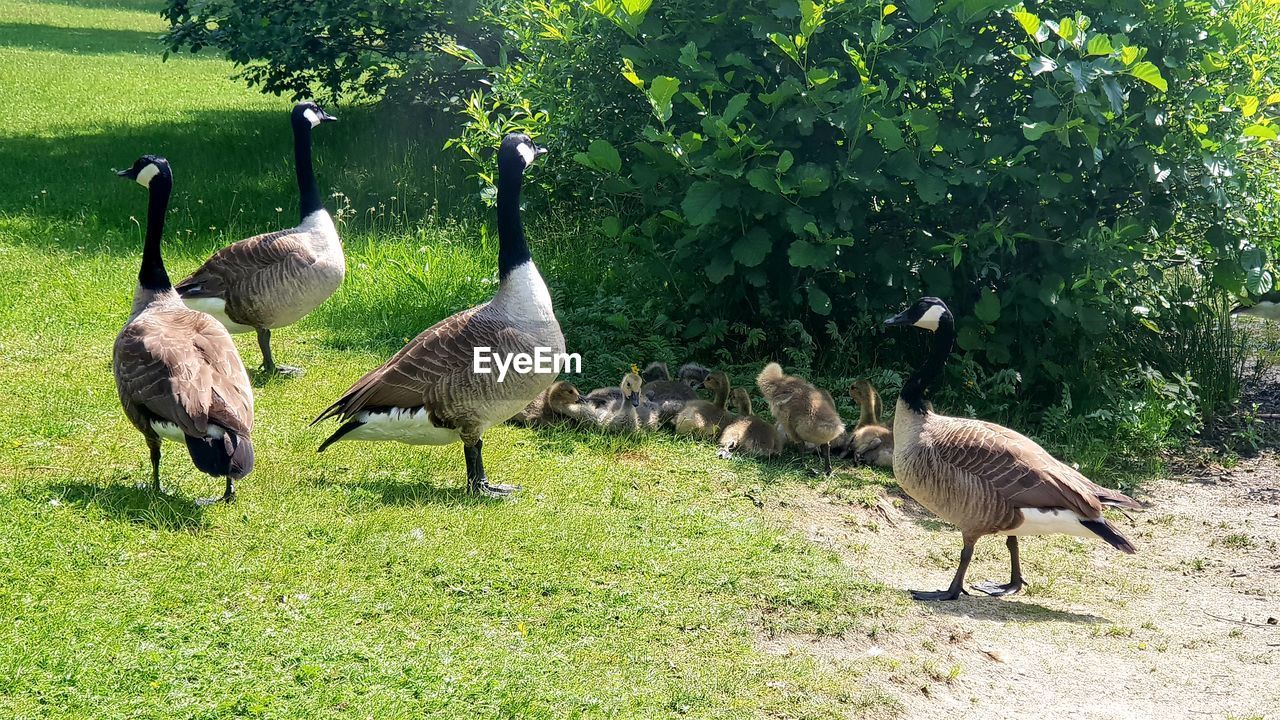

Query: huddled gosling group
left=109, top=101, right=1143, bottom=602
left=511, top=359, right=894, bottom=474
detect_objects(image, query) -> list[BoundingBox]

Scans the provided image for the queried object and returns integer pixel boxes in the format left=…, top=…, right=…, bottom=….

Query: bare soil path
left=760, top=452, right=1280, bottom=719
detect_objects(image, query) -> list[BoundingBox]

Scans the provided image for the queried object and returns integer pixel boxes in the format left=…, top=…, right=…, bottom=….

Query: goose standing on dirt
left=312, top=133, right=560, bottom=497
left=885, top=297, right=1142, bottom=601
left=176, top=101, right=341, bottom=377
left=756, top=363, right=845, bottom=475
left=112, top=156, right=254, bottom=504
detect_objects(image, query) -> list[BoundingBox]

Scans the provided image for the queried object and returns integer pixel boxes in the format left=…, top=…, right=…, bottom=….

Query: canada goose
left=671, top=371, right=732, bottom=439
left=112, top=156, right=254, bottom=504
left=510, top=381, right=597, bottom=427
left=1232, top=290, right=1280, bottom=321
left=885, top=297, right=1142, bottom=601
left=597, top=372, right=661, bottom=433
left=312, top=133, right=559, bottom=497
left=176, top=101, right=341, bottom=377
left=840, top=379, right=893, bottom=468
left=638, top=361, right=699, bottom=420
left=717, top=388, right=783, bottom=459
left=756, top=363, right=845, bottom=475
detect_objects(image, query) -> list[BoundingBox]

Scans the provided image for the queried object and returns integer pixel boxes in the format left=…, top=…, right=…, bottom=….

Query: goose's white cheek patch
left=517, top=142, right=538, bottom=166
left=914, top=304, right=945, bottom=331
left=135, top=163, right=160, bottom=188
left=303, top=108, right=320, bottom=127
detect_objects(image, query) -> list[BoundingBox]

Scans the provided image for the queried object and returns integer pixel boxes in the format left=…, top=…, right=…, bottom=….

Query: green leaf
left=906, top=0, right=934, bottom=22
left=1022, top=121, right=1054, bottom=141
left=1238, top=94, right=1259, bottom=118
left=620, top=58, right=644, bottom=89
left=788, top=240, right=837, bottom=268
left=974, top=288, right=1001, bottom=324
left=1084, top=34, right=1113, bottom=56
left=808, top=286, right=832, bottom=315
left=647, top=75, right=681, bottom=122
left=1056, top=16, right=1076, bottom=42
left=705, top=252, right=735, bottom=283
left=1011, top=10, right=1040, bottom=39
left=1243, top=124, right=1279, bottom=141
left=915, top=174, right=946, bottom=204
left=1246, top=268, right=1274, bottom=296
left=768, top=32, right=801, bottom=65
left=722, top=92, right=750, bottom=124
left=678, top=41, right=700, bottom=69
left=1128, top=61, right=1167, bottom=92
left=745, top=168, right=778, bottom=192
left=1119, top=46, right=1140, bottom=65
left=601, top=216, right=621, bottom=238
left=777, top=150, right=795, bottom=173
left=1029, top=57, right=1057, bottom=75
left=870, top=117, right=904, bottom=151
left=882, top=4, right=898, bottom=17
left=587, top=139, right=621, bottom=174
left=681, top=181, right=722, bottom=226
left=621, top=0, right=653, bottom=18
left=733, top=228, right=772, bottom=267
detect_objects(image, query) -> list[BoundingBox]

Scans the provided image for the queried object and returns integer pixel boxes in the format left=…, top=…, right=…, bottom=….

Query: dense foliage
left=163, top=0, right=1280, bottom=438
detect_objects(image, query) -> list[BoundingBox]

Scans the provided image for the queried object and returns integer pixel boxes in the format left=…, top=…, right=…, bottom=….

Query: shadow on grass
left=0, top=22, right=161, bottom=55
left=36, top=0, right=164, bottom=12
left=52, top=482, right=206, bottom=530
left=308, top=466, right=513, bottom=507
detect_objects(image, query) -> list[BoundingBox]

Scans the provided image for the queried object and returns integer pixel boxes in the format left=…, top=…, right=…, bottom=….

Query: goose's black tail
left=1080, top=518, right=1137, bottom=554
left=186, top=430, right=254, bottom=480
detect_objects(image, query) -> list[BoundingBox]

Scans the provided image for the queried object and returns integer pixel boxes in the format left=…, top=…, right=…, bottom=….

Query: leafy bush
left=465, top=0, right=1279, bottom=413
left=160, top=0, right=494, bottom=104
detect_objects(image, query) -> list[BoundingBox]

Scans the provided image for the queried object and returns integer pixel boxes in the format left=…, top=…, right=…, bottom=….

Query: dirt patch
left=763, top=453, right=1280, bottom=719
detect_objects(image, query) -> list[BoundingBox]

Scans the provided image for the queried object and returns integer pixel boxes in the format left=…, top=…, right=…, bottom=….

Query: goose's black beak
left=319, top=109, right=338, bottom=122
left=884, top=310, right=913, bottom=327
left=629, top=392, right=640, bottom=407
left=534, top=144, right=549, bottom=158
left=116, top=168, right=136, bottom=179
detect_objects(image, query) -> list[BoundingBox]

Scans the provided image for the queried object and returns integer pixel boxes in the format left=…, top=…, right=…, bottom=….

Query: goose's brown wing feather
left=114, top=308, right=253, bottom=436
left=176, top=229, right=316, bottom=300
left=316, top=305, right=519, bottom=425
left=927, top=417, right=1134, bottom=517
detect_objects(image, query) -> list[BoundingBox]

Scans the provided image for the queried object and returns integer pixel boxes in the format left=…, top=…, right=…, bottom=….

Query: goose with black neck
left=112, top=156, right=255, bottom=505
left=313, top=133, right=563, bottom=498
left=177, top=101, right=342, bottom=378
left=885, top=297, right=1142, bottom=601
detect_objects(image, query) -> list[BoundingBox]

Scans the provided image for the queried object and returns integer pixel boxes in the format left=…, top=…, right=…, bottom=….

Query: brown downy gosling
left=598, top=372, right=661, bottom=434
left=843, top=379, right=893, bottom=467
left=717, top=388, right=783, bottom=459
left=510, top=381, right=597, bottom=427
left=756, top=362, right=845, bottom=475
left=672, top=370, right=733, bottom=439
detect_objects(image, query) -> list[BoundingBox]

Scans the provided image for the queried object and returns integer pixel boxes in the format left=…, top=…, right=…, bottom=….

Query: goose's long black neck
left=901, top=319, right=954, bottom=415
left=294, top=121, right=323, bottom=220
left=139, top=179, right=172, bottom=291
left=496, top=160, right=531, bottom=280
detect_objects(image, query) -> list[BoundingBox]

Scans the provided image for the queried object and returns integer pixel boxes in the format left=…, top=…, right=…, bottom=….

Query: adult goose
left=884, top=297, right=1142, bottom=601
left=177, top=101, right=341, bottom=377
left=113, top=156, right=254, bottom=504
left=312, top=133, right=560, bottom=497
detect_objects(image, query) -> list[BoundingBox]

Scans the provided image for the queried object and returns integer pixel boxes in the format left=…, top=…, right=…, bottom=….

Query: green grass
left=0, top=1, right=908, bottom=717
